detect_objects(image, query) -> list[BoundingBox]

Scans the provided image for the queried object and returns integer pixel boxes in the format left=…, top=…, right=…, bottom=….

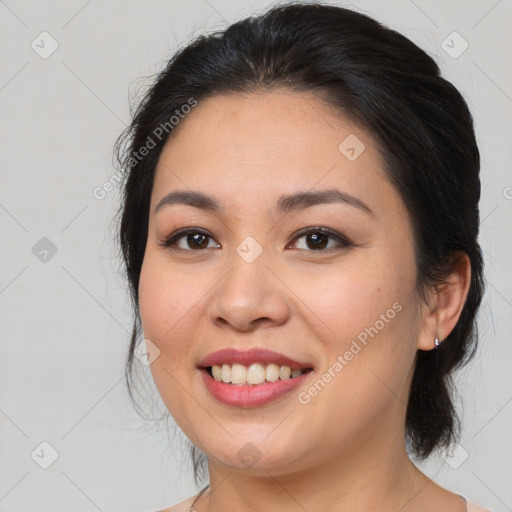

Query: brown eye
left=185, top=233, right=209, bottom=249
left=290, top=227, right=351, bottom=252
left=304, top=232, right=329, bottom=250
left=160, top=228, right=220, bottom=251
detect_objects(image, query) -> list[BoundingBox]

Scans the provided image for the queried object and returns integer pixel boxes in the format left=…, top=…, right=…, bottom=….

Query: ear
left=416, top=252, right=472, bottom=351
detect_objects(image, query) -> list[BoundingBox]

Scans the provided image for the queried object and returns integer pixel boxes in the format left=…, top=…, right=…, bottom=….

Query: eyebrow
left=154, top=188, right=373, bottom=216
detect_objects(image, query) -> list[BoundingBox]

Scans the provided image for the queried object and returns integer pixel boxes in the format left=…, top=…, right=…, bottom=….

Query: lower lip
left=199, top=368, right=313, bottom=407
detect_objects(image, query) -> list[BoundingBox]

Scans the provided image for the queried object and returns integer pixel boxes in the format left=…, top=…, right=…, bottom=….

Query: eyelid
left=287, top=226, right=352, bottom=250
left=158, top=227, right=220, bottom=250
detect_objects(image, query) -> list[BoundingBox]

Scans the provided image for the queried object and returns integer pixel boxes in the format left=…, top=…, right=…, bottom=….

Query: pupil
left=307, top=232, right=327, bottom=250
left=189, top=233, right=207, bottom=248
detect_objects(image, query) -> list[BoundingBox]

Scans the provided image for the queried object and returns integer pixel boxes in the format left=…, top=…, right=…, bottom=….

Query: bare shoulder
left=467, top=501, right=493, bottom=512
left=155, top=494, right=196, bottom=512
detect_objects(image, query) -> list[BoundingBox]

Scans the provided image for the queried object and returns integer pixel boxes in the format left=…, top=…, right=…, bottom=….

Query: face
left=138, top=90, right=428, bottom=475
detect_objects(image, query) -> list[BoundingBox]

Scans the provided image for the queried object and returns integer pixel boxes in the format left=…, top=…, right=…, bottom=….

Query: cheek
left=138, top=252, right=215, bottom=372
left=292, top=255, right=418, bottom=399
left=138, top=261, right=167, bottom=339
left=138, top=256, right=197, bottom=396
left=138, top=254, right=199, bottom=340
left=138, top=258, right=198, bottom=421
left=292, top=256, right=412, bottom=341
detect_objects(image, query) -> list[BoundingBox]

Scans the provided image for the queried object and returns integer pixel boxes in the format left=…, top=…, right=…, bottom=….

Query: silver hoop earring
left=434, top=337, right=442, bottom=348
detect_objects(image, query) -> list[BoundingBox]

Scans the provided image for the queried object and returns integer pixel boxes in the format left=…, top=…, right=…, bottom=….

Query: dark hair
left=114, top=1, right=484, bottom=486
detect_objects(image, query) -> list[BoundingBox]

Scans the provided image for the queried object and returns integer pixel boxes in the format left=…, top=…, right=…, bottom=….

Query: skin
left=138, top=90, right=471, bottom=512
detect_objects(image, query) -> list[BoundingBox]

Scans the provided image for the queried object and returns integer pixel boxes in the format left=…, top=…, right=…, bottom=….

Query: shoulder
left=155, top=494, right=197, bottom=512
left=466, top=501, right=493, bottom=512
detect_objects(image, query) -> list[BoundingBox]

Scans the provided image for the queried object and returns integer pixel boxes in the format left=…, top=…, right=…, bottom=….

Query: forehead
left=151, top=91, right=397, bottom=218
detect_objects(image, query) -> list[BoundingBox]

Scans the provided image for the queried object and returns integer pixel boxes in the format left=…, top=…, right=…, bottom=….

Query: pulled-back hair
left=114, top=1, right=484, bottom=485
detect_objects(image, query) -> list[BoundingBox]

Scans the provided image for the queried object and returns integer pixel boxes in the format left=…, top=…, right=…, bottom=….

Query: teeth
left=279, top=365, right=291, bottom=380
left=266, top=363, right=280, bottom=382
left=220, top=364, right=231, bottom=383
left=210, top=363, right=308, bottom=385
left=231, top=364, right=246, bottom=384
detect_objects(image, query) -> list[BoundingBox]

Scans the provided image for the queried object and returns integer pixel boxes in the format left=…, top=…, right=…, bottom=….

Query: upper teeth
left=211, top=363, right=306, bottom=385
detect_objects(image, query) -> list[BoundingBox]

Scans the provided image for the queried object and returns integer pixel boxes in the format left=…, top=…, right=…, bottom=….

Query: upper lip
left=197, top=348, right=314, bottom=370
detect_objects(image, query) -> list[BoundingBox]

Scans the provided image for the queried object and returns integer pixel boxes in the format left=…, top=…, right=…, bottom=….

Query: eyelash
left=158, top=226, right=352, bottom=253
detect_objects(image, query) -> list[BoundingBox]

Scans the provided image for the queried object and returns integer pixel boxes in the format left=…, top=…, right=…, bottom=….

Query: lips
left=200, top=367, right=312, bottom=407
left=197, top=348, right=314, bottom=370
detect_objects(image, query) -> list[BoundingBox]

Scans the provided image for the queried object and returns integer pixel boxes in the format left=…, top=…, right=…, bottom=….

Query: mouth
left=197, top=348, right=315, bottom=407
left=198, top=365, right=314, bottom=407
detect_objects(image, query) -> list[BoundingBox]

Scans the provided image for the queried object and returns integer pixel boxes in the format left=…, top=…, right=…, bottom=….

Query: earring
left=434, top=337, right=442, bottom=348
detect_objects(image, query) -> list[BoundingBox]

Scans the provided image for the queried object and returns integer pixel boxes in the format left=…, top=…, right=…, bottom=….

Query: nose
left=207, top=247, right=291, bottom=332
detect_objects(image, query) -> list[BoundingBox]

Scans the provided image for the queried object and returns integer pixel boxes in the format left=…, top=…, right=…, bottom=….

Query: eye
left=288, top=227, right=351, bottom=251
left=158, top=228, right=220, bottom=251
left=159, top=226, right=352, bottom=253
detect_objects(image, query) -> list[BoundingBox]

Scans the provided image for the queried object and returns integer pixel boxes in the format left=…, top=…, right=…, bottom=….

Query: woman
left=114, top=2, right=491, bottom=511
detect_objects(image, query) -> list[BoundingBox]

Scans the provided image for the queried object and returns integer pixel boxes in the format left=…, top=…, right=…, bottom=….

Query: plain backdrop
left=0, top=0, right=511, bottom=511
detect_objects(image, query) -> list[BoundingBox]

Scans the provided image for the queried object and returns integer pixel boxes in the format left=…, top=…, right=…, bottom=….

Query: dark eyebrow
left=154, top=188, right=373, bottom=216
left=155, top=191, right=221, bottom=214
left=276, top=189, right=373, bottom=216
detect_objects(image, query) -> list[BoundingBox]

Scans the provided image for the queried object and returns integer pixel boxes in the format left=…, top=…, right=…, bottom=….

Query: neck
left=200, top=421, right=433, bottom=512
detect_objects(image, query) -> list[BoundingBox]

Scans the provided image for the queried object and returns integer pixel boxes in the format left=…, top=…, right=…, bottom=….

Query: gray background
left=0, top=0, right=510, bottom=511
